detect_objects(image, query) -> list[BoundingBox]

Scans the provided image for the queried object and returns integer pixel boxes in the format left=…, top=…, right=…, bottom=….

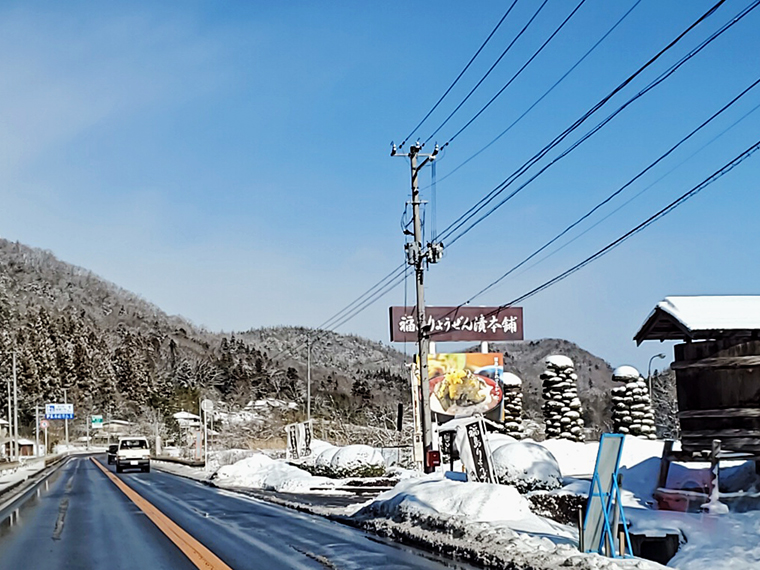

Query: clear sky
left=1, top=1, right=758, bottom=374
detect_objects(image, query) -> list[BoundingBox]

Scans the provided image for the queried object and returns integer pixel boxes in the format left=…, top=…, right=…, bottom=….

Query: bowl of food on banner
left=429, top=369, right=503, bottom=423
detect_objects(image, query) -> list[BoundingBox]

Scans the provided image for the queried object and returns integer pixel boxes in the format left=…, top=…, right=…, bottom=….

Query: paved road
left=0, top=455, right=474, bottom=570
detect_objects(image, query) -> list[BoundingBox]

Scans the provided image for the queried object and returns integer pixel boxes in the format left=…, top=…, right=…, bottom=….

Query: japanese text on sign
left=389, top=306, right=523, bottom=342
left=45, top=403, right=74, bottom=420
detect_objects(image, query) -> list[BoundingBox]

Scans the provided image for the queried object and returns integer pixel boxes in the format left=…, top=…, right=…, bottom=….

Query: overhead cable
left=503, top=138, right=760, bottom=308
left=399, top=0, right=520, bottom=149
left=426, top=0, right=641, bottom=189
left=438, top=0, right=748, bottom=248
left=442, top=0, right=588, bottom=146
left=465, top=74, right=760, bottom=304
left=424, top=0, right=550, bottom=144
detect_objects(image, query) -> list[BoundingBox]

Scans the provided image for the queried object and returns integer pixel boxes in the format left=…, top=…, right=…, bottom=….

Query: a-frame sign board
left=582, top=433, right=633, bottom=558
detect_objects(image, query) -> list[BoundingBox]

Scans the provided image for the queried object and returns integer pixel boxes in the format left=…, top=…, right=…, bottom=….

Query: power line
left=424, top=0, right=550, bottom=144
left=424, top=0, right=641, bottom=190
left=272, top=0, right=735, bottom=357
left=316, top=264, right=406, bottom=331
left=442, top=0, right=588, bottom=146
left=438, top=0, right=749, bottom=248
left=427, top=135, right=760, bottom=339
left=463, top=74, right=760, bottom=304
left=520, top=98, right=760, bottom=276
left=266, top=263, right=406, bottom=363
left=398, top=0, right=519, bottom=150
left=503, top=137, right=760, bottom=308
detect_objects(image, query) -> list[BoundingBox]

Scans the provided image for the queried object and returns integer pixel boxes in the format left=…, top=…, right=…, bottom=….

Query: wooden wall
left=673, top=339, right=760, bottom=453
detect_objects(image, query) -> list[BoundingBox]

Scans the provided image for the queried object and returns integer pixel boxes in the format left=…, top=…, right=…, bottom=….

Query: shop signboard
left=389, top=306, right=523, bottom=342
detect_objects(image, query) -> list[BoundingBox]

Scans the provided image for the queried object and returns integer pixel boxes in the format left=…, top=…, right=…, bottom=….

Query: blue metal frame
left=583, top=433, right=633, bottom=558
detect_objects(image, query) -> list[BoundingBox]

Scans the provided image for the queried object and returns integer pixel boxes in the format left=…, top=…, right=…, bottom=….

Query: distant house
left=635, top=295, right=760, bottom=453
left=2, top=438, right=38, bottom=457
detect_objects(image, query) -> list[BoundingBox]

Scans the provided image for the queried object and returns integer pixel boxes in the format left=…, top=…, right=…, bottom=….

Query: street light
left=647, top=353, right=667, bottom=396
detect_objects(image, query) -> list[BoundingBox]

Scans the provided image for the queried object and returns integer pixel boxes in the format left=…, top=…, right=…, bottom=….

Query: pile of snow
left=308, top=443, right=385, bottom=478
left=492, top=441, right=562, bottom=492
left=352, top=476, right=660, bottom=569
left=206, top=448, right=260, bottom=472
left=538, top=437, right=664, bottom=508
left=612, top=365, right=641, bottom=380
left=354, top=476, right=568, bottom=535
left=213, top=452, right=339, bottom=493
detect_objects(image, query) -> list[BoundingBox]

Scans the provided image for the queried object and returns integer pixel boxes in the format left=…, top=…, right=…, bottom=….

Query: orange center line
left=91, top=457, right=233, bottom=570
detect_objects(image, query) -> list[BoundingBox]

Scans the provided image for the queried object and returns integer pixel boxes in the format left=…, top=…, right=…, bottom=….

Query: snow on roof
left=173, top=411, right=201, bottom=420
left=659, top=295, right=760, bottom=330
left=636, top=295, right=760, bottom=343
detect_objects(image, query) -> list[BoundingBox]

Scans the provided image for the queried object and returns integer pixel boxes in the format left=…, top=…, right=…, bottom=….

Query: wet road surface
left=0, top=455, right=475, bottom=570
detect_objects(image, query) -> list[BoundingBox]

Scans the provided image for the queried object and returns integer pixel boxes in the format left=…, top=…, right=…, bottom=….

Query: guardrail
left=152, top=455, right=205, bottom=468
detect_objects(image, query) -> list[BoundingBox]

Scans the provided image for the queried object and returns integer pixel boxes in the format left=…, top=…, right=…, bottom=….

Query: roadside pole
left=6, top=377, right=13, bottom=461
left=203, top=408, right=208, bottom=471
left=63, top=388, right=69, bottom=451
left=12, top=353, right=18, bottom=462
left=307, top=337, right=312, bottom=421
left=392, top=141, right=440, bottom=473
left=35, top=404, right=39, bottom=457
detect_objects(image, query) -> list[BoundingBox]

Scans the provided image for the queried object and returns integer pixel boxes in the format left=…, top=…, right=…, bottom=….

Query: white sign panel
left=91, top=415, right=103, bottom=429
left=583, top=433, right=625, bottom=554
left=454, top=416, right=495, bottom=483
left=45, top=403, right=74, bottom=420
left=285, top=420, right=313, bottom=460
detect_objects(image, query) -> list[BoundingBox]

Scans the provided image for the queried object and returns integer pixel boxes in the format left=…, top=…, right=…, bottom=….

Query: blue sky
left=1, top=1, right=758, bottom=373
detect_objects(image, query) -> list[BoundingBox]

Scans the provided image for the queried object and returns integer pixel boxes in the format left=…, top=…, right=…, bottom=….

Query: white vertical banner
left=410, top=364, right=424, bottom=471
left=285, top=420, right=313, bottom=460
left=455, top=416, right=495, bottom=483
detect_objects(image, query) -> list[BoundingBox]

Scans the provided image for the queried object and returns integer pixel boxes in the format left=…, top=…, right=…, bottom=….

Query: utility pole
left=35, top=404, right=39, bottom=458
left=392, top=141, right=441, bottom=473
left=6, top=376, right=12, bottom=461
left=306, top=336, right=312, bottom=421
left=13, top=353, right=18, bottom=461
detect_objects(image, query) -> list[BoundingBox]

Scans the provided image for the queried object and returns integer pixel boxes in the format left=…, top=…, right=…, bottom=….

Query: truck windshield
left=120, top=440, right=148, bottom=449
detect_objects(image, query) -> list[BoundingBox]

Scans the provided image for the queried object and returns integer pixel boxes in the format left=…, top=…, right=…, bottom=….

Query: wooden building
left=635, top=296, right=760, bottom=454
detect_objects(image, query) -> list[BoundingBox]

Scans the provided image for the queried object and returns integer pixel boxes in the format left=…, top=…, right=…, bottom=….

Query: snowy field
left=181, top=435, right=760, bottom=570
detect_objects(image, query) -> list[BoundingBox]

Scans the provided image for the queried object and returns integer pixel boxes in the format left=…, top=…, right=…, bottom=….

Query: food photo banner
left=389, top=306, right=523, bottom=342
left=428, top=353, right=504, bottom=423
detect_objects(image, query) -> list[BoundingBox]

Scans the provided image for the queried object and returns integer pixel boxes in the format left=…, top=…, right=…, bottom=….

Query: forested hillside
left=0, top=238, right=622, bottom=439
left=0, top=239, right=408, bottom=430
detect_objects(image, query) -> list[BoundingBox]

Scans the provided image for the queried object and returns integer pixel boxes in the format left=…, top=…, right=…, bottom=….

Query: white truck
left=115, top=436, right=151, bottom=473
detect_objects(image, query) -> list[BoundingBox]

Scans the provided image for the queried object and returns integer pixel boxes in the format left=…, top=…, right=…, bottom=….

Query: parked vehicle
left=115, top=437, right=151, bottom=473
left=107, top=444, right=118, bottom=464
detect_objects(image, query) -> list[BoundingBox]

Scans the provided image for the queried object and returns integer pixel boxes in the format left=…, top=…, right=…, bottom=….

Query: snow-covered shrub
left=487, top=432, right=518, bottom=452
left=312, top=446, right=341, bottom=476
left=492, top=441, right=562, bottom=493
left=212, top=453, right=338, bottom=493
left=329, top=445, right=386, bottom=478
